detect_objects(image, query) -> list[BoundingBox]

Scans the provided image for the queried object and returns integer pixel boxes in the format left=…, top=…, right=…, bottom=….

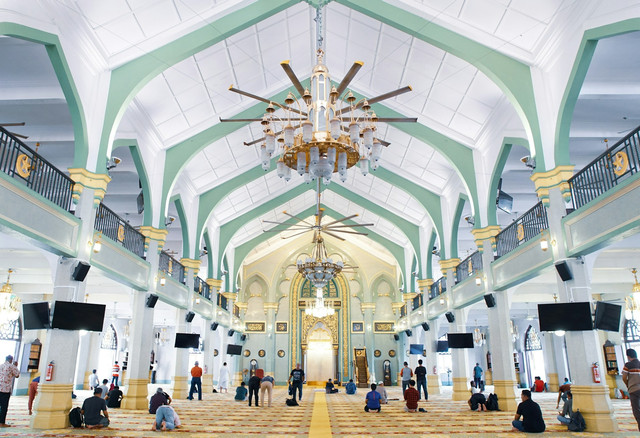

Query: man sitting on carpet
left=365, top=383, right=382, bottom=412
left=81, top=387, right=110, bottom=429
left=149, top=387, right=172, bottom=414
left=325, top=378, right=339, bottom=394
left=105, top=385, right=123, bottom=408
left=235, top=381, right=248, bottom=401
left=345, top=379, right=357, bottom=395
left=404, top=380, right=420, bottom=412
left=375, top=381, right=388, bottom=404
left=512, top=390, right=545, bottom=433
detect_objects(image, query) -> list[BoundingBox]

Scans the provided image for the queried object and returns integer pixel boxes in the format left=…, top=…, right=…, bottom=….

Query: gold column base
left=572, top=384, right=618, bottom=433
left=202, top=376, right=213, bottom=394
left=427, top=375, right=441, bottom=395
left=451, top=377, right=469, bottom=401
left=485, top=369, right=493, bottom=385
left=605, top=373, right=617, bottom=398
left=492, top=380, right=518, bottom=412
left=122, top=379, right=150, bottom=410
left=172, top=376, right=189, bottom=399
left=83, top=371, right=91, bottom=390
left=31, top=383, right=74, bottom=429
left=547, top=372, right=559, bottom=392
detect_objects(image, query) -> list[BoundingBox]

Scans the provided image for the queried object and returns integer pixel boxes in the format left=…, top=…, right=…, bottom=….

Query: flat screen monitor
left=447, top=333, right=474, bottom=349
left=538, top=302, right=593, bottom=332
left=409, top=344, right=423, bottom=355
left=436, top=340, right=448, bottom=352
left=497, top=190, right=513, bottom=214
left=594, top=302, right=622, bottom=332
left=174, top=333, right=199, bottom=349
left=227, top=344, right=242, bottom=355
left=50, top=301, right=106, bottom=332
left=22, top=302, right=50, bottom=330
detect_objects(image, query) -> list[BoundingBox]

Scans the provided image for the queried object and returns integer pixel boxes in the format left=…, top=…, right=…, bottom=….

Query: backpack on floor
left=69, top=407, right=83, bottom=428
left=285, top=398, right=299, bottom=406
left=568, top=409, right=586, bottom=432
left=486, top=393, right=499, bottom=411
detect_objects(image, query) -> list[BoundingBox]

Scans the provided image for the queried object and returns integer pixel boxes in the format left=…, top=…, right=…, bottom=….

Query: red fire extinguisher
left=592, top=362, right=601, bottom=383
left=45, top=361, right=54, bottom=381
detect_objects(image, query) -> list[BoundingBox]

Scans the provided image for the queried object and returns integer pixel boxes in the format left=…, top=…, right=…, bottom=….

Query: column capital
left=206, top=278, right=223, bottom=291
left=392, top=302, right=405, bottom=313
left=438, top=258, right=460, bottom=271
left=180, top=258, right=201, bottom=274
left=68, top=168, right=111, bottom=206
left=402, top=292, right=418, bottom=302
left=235, top=302, right=248, bottom=310
left=221, top=292, right=237, bottom=300
left=263, top=302, right=279, bottom=310
left=139, top=226, right=169, bottom=252
left=530, top=165, right=575, bottom=206
left=360, top=302, right=376, bottom=311
left=417, top=278, right=434, bottom=289
left=470, top=226, right=502, bottom=251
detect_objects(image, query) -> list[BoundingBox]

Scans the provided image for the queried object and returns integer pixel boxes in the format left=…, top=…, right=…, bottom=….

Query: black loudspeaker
left=405, top=329, right=413, bottom=337
left=555, top=261, right=573, bottom=281
left=445, top=311, right=455, bottom=323
left=72, top=262, right=90, bottom=281
left=421, top=322, right=430, bottom=331
left=211, top=322, right=219, bottom=331
left=484, top=293, right=496, bottom=308
left=393, top=334, right=400, bottom=341
left=240, top=334, right=247, bottom=341
left=146, top=294, right=159, bottom=308
left=185, top=311, right=195, bottom=322
left=228, top=329, right=235, bottom=336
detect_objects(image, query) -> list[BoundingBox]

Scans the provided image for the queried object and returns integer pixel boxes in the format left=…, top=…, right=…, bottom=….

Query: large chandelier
left=0, top=269, right=20, bottom=325
left=297, top=234, right=343, bottom=290
left=221, top=7, right=415, bottom=184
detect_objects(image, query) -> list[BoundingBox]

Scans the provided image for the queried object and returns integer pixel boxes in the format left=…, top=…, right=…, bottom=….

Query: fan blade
left=335, top=61, right=364, bottom=98
left=220, top=117, right=308, bottom=123
left=0, top=122, right=25, bottom=127
left=376, top=117, right=418, bottom=123
left=323, top=214, right=359, bottom=226
left=262, top=220, right=311, bottom=227
left=280, top=61, right=306, bottom=96
left=322, top=230, right=346, bottom=241
left=328, top=223, right=375, bottom=228
left=281, top=229, right=313, bottom=239
left=229, top=86, right=307, bottom=116
left=376, top=138, right=391, bottom=147
left=325, top=228, right=369, bottom=236
left=243, top=124, right=302, bottom=146
left=336, top=86, right=412, bottom=115
left=282, top=211, right=315, bottom=227
left=11, top=132, right=28, bottom=139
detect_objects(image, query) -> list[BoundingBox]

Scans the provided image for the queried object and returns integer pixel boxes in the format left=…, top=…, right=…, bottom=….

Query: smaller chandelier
left=0, top=269, right=20, bottom=325
left=625, top=268, right=640, bottom=320
left=297, top=235, right=343, bottom=290
left=305, top=287, right=335, bottom=319
left=473, top=320, right=485, bottom=346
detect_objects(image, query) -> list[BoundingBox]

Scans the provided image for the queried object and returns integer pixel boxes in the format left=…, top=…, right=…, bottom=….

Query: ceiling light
left=475, top=275, right=482, bottom=286
left=0, top=269, right=20, bottom=325
left=540, top=230, right=548, bottom=251
left=554, top=330, right=566, bottom=337
left=221, top=7, right=415, bottom=184
left=160, top=275, right=166, bottom=287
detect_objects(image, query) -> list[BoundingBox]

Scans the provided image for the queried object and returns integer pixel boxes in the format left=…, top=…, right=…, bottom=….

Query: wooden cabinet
left=513, top=352, right=521, bottom=383
left=20, top=339, right=42, bottom=373
left=603, top=341, right=618, bottom=375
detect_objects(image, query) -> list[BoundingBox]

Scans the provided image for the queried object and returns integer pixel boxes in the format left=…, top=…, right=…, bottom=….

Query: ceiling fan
left=0, top=122, right=28, bottom=140
left=262, top=179, right=373, bottom=243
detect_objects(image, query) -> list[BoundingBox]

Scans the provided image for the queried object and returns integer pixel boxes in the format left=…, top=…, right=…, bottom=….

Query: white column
left=450, top=307, right=470, bottom=400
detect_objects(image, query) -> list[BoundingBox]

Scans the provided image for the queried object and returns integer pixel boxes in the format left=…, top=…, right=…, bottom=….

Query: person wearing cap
left=187, top=361, right=202, bottom=400
left=149, top=387, right=172, bottom=414
left=0, top=355, right=19, bottom=427
left=375, top=381, right=388, bottom=404
left=81, top=387, right=109, bottom=429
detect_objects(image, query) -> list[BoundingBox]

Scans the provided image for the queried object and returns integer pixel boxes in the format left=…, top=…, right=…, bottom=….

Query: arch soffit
left=113, top=139, right=154, bottom=226
left=169, top=194, right=190, bottom=258
left=242, top=273, right=269, bottom=302
left=0, top=23, right=88, bottom=168
left=554, top=18, right=640, bottom=166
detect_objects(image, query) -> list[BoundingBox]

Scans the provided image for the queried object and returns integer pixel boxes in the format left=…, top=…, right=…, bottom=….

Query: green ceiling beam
left=112, top=139, right=154, bottom=227
left=554, top=18, right=640, bottom=166
left=170, top=194, right=190, bottom=258
left=0, top=23, right=88, bottom=169
left=336, top=0, right=543, bottom=171
left=450, top=195, right=467, bottom=259
left=233, top=204, right=405, bottom=285
left=487, top=137, right=528, bottom=226
left=97, top=0, right=299, bottom=174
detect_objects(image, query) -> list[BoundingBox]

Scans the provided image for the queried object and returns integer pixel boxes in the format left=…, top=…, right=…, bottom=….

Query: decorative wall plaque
left=277, top=349, right=285, bottom=358
left=243, top=349, right=251, bottom=357
left=245, top=322, right=266, bottom=332
left=389, top=349, right=396, bottom=357
left=374, top=322, right=395, bottom=333
left=374, top=349, right=381, bottom=357
left=258, top=349, right=265, bottom=357
left=351, top=321, right=364, bottom=333
left=213, top=349, right=218, bottom=357
left=276, top=321, right=288, bottom=333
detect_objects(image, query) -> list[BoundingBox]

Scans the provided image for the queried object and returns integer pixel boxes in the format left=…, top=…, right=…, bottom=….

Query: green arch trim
left=487, top=137, right=528, bottom=225
left=450, top=195, right=467, bottom=259
left=554, top=18, right=640, bottom=166
left=97, top=0, right=299, bottom=173
left=0, top=22, right=88, bottom=168
left=112, top=139, right=154, bottom=227
left=233, top=204, right=405, bottom=290
left=170, top=194, right=190, bottom=258
left=203, top=230, right=214, bottom=277
left=426, top=230, right=438, bottom=279
left=336, top=0, right=544, bottom=170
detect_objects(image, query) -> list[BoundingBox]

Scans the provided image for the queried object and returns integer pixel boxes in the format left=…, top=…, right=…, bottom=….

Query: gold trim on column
left=417, top=279, right=433, bottom=294
left=122, top=378, right=150, bottom=410
left=31, top=383, right=74, bottom=429
left=402, top=292, right=418, bottom=302
left=471, top=226, right=502, bottom=251
left=530, top=165, right=575, bottom=206
left=139, top=226, right=169, bottom=252
left=68, top=168, right=111, bottom=206
left=438, top=258, right=461, bottom=271
left=180, top=258, right=201, bottom=275
left=263, top=302, right=279, bottom=310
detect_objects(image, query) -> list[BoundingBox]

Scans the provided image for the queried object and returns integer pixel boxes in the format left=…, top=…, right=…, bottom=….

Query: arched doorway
left=98, top=324, right=118, bottom=381
left=524, top=325, right=545, bottom=386
left=305, top=323, right=335, bottom=384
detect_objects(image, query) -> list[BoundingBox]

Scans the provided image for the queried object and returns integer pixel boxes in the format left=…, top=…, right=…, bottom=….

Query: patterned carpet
left=0, top=386, right=637, bottom=437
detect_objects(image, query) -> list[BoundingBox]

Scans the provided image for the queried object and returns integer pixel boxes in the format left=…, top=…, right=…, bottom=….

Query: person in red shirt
left=111, top=362, right=120, bottom=386
left=187, top=361, right=203, bottom=400
left=404, top=379, right=421, bottom=412
left=531, top=376, right=545, bottom=392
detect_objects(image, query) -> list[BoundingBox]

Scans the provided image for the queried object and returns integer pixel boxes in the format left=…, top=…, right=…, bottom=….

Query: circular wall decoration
left=374, top=349, right=381, bottom=357
left=213, top=349, right=218, bottom=357
left=243, top=349, right=251, bottom=357
left=423, top=349, right=427, bottom=357
left=389, top=349, right=396, bottom=357
left=258, top=349, right=266, bottom=357
left=277, top=349, right=285, bottom=358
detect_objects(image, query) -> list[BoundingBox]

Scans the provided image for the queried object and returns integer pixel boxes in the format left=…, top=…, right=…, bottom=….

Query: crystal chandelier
left=0, top=269, right=20, bottom=325
left=473, top=320, right=485, bottom=346
left=297, top=234, right=343, bottom=290
left=305, top=287, right=335, bottom=318
left=222, top=7, right=415, bottom=183
left=625, top=268, right=640, bottom=320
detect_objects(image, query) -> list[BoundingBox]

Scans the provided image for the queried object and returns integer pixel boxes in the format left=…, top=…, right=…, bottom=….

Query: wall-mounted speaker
left=555, top=261, right=573, bottom=282
left=185, top=311, right=195, bottom=322
left=240, top=334, right=247, bottom=341
left=445, top=311, right=455, bottom=323
left=393, top=334, right=400, bottom=341
left=421, top=322, right=430, bottom=331
left=228, top=329, right=235, bottom=336
left=146, top=294, right=159, bottom=308
left=72, top=262, right=91, bottom=282
left=405, top=329, right=413, bottom=337
left=484, top=293, right=496, bottom=308
left=211, top=322, right=219, bottom=331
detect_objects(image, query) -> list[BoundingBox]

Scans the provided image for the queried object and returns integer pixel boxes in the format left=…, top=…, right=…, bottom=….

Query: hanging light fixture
left=305, top=287, right=335, bottom=318
left=510, top=320, right=519, bottom=343
left=625, top=268, right=640, bottom=320
left=473, top=320, right=485, bottom=346
left=0, top=269, right=20, bottom=325
left=221, top=7, right=416, bottom=183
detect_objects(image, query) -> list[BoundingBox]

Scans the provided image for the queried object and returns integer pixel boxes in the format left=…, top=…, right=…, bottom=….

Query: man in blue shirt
left=473, top=363, right=483, bottom=390
left=345, top=379, right=357, bottom=394
left=365, top=383, right=382, bottom=412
